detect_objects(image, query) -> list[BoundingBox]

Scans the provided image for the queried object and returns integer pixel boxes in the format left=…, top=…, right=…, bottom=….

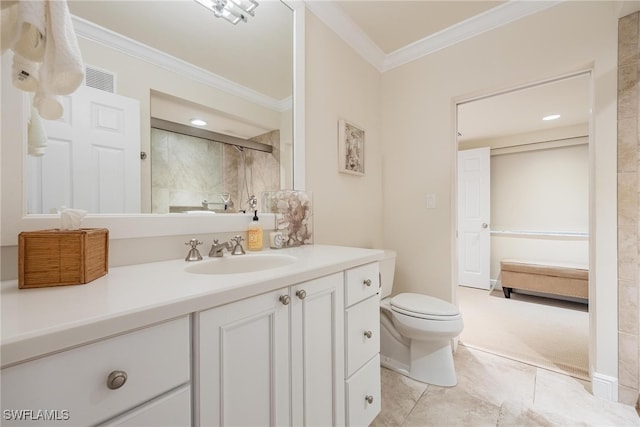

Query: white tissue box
left=18, top=228, right=109, bottom=289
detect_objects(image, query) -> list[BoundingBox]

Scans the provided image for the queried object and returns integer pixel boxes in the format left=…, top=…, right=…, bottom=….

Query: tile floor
left=372, top=345, right=640, bottom=426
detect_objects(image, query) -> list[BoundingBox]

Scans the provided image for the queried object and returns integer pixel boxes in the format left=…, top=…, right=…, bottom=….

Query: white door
left=29, top=86, right=140, bottom=214
left=457, top=147, right=491, bottom=289
left=198, top=289, right=291, bottom=427
left=290, top=274, right=344, bottom=426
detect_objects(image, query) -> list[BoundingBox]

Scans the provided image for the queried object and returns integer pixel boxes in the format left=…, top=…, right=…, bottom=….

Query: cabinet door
left=198, top=288, right=290, bottom=427
left=291, top=273, right=345, bottom=426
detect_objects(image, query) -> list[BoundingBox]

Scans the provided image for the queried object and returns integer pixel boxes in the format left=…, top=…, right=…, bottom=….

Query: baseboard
left=591, top=372, right=618, bottom=401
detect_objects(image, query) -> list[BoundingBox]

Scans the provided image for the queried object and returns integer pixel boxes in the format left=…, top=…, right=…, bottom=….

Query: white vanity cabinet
left=197, top=272, right=345, bottom=426
left=344, top=263, right=381, bottom=426
left=0, top=316, right=191, bottom=427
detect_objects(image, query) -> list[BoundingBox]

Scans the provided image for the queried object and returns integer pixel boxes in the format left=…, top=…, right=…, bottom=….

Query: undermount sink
left=184, top=253, right=298, bottom=275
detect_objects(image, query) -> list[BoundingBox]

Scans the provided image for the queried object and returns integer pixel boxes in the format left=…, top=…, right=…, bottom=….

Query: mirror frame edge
left=0, top=2, right=306, bottom=246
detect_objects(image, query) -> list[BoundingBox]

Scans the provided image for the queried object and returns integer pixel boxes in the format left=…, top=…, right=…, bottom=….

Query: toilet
left=379, top=250, right=464, bottom=387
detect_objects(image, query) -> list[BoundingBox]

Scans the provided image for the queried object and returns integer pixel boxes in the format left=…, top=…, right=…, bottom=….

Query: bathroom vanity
left=0, top=245, right=383, bottom=426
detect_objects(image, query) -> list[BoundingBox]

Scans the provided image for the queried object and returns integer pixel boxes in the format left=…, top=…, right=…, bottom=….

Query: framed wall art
left=338, top=119, right=365, bottom=176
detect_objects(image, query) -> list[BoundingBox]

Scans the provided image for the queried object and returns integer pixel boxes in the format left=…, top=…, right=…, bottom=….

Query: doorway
left=453, top=72, right=592, bottom=379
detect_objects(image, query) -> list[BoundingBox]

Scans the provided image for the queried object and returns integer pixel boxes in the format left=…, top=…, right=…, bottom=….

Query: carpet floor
left=457, top=285, right=589, bottom=380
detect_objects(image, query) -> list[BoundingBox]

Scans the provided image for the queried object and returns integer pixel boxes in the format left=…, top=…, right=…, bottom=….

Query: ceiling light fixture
left=194, top=0, right=258, bottom=25
left=190, top=118, right=207, bottom=126
left=542, top=114, right=560, bottom=121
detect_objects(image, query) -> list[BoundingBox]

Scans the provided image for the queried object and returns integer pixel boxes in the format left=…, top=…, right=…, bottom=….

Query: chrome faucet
left=209, top=239, right=232, bottom=257
left=230, top=235, right=246, bottom=255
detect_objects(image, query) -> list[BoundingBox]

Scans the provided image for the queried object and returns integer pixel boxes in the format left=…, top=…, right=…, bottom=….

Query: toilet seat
left=390, top=293, right=461, bottom=321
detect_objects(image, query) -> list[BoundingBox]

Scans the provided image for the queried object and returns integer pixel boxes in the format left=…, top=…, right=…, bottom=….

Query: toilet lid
left=390, top=293, right=460, bottom=319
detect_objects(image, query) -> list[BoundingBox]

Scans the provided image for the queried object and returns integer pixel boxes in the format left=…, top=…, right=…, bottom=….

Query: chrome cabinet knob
left=364, top=330, right=373, bottom=339
left=296, top=290, right=306, bottom=300
left=107, top=370, right=127, bottom=390
left=365, top=395, right=374, bottom=404
left=279, top=295, right=291, bottom=305
left=482, top=223, right=489, bottom=229
left=363, top=279, right=372, bottom=287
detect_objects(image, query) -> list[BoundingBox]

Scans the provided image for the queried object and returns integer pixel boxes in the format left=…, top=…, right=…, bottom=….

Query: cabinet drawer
left=345, top=295, right=380, bottom=377
left=97, top=384, right=191, bottom=427
left=1, top=316, right=190, bottom=427
left=345, top=262, right=380, bottom=307
left=345, top=354, right=381, bottom=426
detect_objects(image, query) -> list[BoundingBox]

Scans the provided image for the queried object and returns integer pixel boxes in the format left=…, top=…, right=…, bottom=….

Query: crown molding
left=303, top=0, right=386, bottom=70
left=71, top=15, right=291, bottom=112
left=305, top=0, right=563, bottom=73
left=383, top=1, right=563, bottom=71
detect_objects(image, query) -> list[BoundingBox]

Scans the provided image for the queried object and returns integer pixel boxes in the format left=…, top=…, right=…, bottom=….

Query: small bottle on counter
left=269, top=231, right=284, bottom=249
left=247, top=210, right=263, bottom=251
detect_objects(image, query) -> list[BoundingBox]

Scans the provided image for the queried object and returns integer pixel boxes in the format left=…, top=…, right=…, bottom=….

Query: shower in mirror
left=150, top=123, right=281, bottom=214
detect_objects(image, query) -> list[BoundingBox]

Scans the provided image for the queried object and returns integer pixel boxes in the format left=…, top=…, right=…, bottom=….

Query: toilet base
left=409, top=339, right=457, bottom=387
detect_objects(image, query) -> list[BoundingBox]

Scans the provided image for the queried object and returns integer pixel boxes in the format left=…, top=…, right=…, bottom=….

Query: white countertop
left=1, top=245, right=384, bottom=368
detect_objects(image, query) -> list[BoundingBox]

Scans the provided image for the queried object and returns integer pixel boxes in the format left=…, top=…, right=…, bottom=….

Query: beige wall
left=379, top=0, right=619, bottom=389
left=491, top=144, right=589, bottom=234
left=489, top=143, right=590, bottom=281
left=617, top=10, right=640, bottom=407
left=304, top=11, right=383, bottom=249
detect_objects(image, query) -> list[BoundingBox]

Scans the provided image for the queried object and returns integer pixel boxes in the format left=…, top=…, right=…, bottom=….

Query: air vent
left=85, top=65, right=116, bottom=93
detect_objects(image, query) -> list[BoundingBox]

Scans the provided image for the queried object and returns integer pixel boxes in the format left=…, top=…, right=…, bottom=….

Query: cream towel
left=27, top=102, right=48, bottom=156
left=12, top=0, right=46, bottom=62
left=40, top=0, right=84, bottom=95
left=1, top=3, right=19, bottom=53
left=11, top=53, right=39, bottom=91
left=33, top=87, right=62, bottom=120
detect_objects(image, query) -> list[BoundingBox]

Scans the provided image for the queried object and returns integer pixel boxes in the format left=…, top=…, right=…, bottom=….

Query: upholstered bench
left=500, top=259, right=588, bottom=300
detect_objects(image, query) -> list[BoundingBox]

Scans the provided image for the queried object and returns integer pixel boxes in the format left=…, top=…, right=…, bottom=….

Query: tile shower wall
left=224, top=130, right=281, bottom=213
left=617, top=11, right=640, bottom=407
left=151, top=128, right=280, bottom=213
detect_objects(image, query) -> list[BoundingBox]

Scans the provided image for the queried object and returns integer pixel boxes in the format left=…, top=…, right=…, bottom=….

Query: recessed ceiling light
left=190, top=118, right=207, bottom=126
left=542, top=114, right=560, bottom=121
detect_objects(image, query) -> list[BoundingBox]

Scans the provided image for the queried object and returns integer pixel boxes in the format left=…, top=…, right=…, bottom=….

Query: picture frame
left=338, top=119, right=365, bottom=176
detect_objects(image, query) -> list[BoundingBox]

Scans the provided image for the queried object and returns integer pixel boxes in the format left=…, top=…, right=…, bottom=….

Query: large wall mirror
left=0, top=0, right=305, bottom=244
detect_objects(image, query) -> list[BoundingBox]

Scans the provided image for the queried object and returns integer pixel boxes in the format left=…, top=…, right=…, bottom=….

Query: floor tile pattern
left=372, top=346, right=640, bottom=426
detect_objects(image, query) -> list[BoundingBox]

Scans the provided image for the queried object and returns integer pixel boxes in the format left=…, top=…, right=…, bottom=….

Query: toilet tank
left=379, top=250, right=396, bottom=299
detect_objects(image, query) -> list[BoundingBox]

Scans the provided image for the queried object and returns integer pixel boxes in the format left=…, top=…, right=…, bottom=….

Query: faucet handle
left=186, top=238, right=203, bottom=248
left=230, top=235, right=246, bottom=255
left=185, top=239, right=203, bottom=262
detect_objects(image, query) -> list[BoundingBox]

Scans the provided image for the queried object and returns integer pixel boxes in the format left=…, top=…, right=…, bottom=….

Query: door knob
left=365, top=395, right=374, bottom=404
left=363, top=279, right=372, bottom=287
left=364, top=330, right=373, bottom=339
left=295, top=290, right=306, bottom=300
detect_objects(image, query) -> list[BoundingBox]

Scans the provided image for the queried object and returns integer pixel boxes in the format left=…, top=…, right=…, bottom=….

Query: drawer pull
left=364, top=330, right=373, bottom=339
left=107, top=370, right=128, bottom=390
left=365, top=395, right=374, bottom=404
left=295, top=290, right=307, bottom=300
left=279, top=295, right=291, bottom=305
left=363, top=279, right=372, bottom=287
